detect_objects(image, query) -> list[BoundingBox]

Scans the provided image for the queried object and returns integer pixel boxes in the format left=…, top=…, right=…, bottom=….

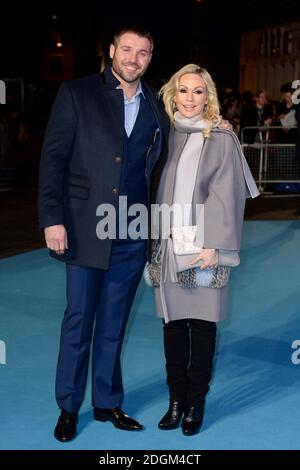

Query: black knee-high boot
left=187, top=318, right=216, bottom=406
left=163, top=319, right=190, bottom=403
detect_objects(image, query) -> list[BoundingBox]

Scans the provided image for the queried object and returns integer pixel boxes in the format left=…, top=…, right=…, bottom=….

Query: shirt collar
left=117, top=80, right=146, bottom=103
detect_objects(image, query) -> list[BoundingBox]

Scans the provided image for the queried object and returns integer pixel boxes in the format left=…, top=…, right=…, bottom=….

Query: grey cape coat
left=154, top=126, right=259, bottom=323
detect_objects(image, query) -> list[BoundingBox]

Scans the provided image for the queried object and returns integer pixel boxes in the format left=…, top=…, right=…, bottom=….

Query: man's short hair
left=113, top=25, right=154, bottom=51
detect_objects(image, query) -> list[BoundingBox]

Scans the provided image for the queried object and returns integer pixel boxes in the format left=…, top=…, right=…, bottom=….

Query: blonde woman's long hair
left=159, top=64, right=221, bottom=138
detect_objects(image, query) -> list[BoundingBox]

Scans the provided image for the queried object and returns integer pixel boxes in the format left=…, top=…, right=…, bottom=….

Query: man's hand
left=44, top=225, right=68, bottom=255
left=218, top=117, right=233, bottom=131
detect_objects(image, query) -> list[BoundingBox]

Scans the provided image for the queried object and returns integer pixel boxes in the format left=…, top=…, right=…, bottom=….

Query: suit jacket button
left=115, top=156, right=122, bottom=163
left=112, top=187, right=119, bottom=195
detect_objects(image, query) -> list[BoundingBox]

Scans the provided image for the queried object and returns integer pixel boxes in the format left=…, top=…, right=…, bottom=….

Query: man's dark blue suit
left=39, top=65, right=169, bottom=412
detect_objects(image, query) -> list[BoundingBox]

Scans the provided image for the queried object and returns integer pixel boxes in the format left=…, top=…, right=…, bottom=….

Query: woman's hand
left=190, top=248, right=218, bottom=270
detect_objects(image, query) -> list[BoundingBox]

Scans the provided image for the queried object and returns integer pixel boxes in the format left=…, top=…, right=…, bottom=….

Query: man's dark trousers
left=55, top=239, right=146, bottom=414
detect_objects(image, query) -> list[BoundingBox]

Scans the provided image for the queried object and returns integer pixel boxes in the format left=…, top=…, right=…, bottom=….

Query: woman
left=149, top=64, right=259, bottom=436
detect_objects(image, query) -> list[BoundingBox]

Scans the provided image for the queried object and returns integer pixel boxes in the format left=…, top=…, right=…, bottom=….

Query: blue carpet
left=0, top=221, right=300, bottom=450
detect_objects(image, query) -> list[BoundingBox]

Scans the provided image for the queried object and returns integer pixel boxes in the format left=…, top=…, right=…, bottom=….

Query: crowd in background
left=1, top=79, right=299, bottom=153
left=1, top=79, right=299, bottom=195
left=220, top=81, right=299, bottom=145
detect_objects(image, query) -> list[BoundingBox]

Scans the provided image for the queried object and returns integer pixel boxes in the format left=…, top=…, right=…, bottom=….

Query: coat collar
left=100, top=63, right=169, bottom=142
left=100, top=63, right=121, bottom=89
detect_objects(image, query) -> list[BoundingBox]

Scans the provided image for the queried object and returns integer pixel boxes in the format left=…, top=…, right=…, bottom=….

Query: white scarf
left=173, top=111, right=210, bottom=133
left=172, top=112, right=208, bottom=227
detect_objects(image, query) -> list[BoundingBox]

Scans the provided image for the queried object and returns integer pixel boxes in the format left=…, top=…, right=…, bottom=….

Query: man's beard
left=112, top=61, right=144, bottom=83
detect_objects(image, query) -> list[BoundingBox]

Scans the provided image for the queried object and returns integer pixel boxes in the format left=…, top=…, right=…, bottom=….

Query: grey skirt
left=154, top=282, right=228, bottom=323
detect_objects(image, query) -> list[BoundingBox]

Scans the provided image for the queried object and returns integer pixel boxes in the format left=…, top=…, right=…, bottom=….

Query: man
left=39, top=25, right=169, bottom=441
left=275, top=83, right=298, bottom=144
left=240, top=89, right=273, bottom=143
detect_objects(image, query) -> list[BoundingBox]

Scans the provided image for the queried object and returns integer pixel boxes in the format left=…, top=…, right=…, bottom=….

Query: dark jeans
left=163, top=318, right=216, bottom=406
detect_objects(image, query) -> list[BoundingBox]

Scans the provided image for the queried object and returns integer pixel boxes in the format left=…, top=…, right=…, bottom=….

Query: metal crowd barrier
left=241, top=126, right=299, bottom=193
